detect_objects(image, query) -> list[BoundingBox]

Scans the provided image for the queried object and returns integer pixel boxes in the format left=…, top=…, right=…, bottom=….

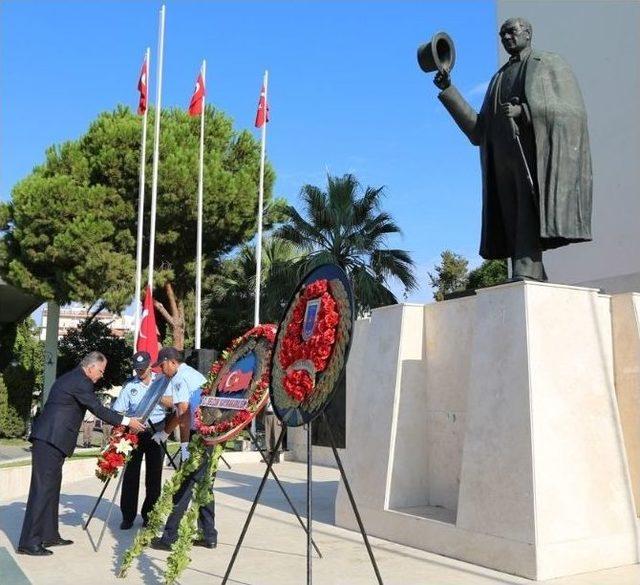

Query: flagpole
left=148, top=4, right=166, bottom=293
left=133, top=47, right=151, bottom=348
left=250, top=70, right=268, bottom=442
left=254, top=69, right=268, bottom=327
left=195, top=60, right=206, bottom=350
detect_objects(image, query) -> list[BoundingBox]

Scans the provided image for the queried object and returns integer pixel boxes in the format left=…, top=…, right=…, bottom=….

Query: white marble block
left=611, top=293, right=640, bottom=513
left=335, top=281, right=639, bottom=580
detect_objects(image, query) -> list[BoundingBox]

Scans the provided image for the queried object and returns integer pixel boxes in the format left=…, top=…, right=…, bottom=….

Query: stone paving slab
left=1, top=461, right=639, bottom=585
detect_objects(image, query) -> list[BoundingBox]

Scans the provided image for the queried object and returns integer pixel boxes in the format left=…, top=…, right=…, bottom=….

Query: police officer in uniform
left=149, top=347, right=218, bottom=549
left=113, top=351, right=168, bottom=529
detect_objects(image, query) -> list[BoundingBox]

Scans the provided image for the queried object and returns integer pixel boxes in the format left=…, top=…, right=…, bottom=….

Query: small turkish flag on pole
left=137, top=55, right=148, bottom=115
left=136, top=285, right=159, bottom=364
left=188, top=69, right=206, bottom=117
left=254, top=83, right=269, bottom=128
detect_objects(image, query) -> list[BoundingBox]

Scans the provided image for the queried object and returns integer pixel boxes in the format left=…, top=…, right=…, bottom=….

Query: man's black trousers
left=160, top=447, right=217, bottom=545
left=120, top=430, right=163, bottom=523
left=19, top=439, right=65, bottom=548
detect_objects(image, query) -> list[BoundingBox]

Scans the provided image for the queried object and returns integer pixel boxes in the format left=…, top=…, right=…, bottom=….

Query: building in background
left=39, top=303, right=135, bottom=340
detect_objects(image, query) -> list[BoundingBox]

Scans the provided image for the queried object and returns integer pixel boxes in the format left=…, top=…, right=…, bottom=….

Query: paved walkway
left=0, top=443, right=32, bottom=463
left=1, top=461, right=639, bottom=584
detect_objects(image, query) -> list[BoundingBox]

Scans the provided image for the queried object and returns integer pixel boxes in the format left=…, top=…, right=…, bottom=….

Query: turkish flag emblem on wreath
left=217, top=370, right=253, bottom=393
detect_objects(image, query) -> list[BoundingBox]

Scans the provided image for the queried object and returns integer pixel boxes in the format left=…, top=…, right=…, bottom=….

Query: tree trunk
left=153, top=281, right=185, bottom=350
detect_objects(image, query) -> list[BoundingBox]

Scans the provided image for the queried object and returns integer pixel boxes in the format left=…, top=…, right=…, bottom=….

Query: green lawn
left=0, top=438, right=246, bottom=470
left=0, top=438, right=30, bottom=447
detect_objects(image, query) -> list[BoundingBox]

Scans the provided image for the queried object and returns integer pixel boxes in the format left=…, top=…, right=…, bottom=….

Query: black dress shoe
left=17, top=544, right=53, bottom=556
left=120, top=520, right=134, bottom=530
left=150, top=537, right=172, bottom=551
left=42, top=537, right=73, bottom=547
left=193, top=538, right=217, bottom=549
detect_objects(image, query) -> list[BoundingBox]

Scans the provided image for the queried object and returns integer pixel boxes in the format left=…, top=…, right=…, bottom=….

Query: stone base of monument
left=335, top=281, right=640, bottom=580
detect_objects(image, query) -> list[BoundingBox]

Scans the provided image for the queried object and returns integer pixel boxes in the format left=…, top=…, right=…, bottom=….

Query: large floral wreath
left=95, top=425, right=139, bottom=482
left=271, top=277, right=351, bottom=417
left=194, top=324, right=276, bottom=444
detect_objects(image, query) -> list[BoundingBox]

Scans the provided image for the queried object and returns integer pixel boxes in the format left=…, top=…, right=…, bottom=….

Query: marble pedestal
left=335, top=281, right=639, bottom=580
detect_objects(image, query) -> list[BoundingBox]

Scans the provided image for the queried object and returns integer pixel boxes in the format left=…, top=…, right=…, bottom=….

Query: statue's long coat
left=439, top=51, right=592, bottom=259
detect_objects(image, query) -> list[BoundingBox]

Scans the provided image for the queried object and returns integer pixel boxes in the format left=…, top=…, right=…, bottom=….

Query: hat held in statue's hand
left=133, top=351, right=151, bottom=370
left=152, top=347, right=182, bottom=367
left=417, top=31, right=456, bottom=74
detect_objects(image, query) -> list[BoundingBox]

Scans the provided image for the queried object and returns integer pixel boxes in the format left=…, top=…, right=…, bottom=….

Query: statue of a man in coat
left=434, top=17, right=592, bottom=280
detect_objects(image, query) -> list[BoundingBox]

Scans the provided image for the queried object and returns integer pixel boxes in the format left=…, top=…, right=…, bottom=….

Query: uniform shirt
left=168, top=363, right=206, bottom=430
left=113, top=373, right=169, bottom=426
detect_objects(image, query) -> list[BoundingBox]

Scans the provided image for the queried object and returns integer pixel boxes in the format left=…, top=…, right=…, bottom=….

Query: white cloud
left=467, top=80, right=489, bottom=98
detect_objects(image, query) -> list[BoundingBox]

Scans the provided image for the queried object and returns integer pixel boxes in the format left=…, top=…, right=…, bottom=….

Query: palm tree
left=202, top=238, right=299, bottom=348
left=275, top=174, right=417, bottom=313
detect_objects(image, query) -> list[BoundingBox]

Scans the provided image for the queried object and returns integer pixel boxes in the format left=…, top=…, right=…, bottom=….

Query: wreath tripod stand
left=221, top=411, right=384, bottom=585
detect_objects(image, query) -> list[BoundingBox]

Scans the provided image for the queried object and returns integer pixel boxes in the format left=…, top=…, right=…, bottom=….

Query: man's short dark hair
left=152, top=347, right=183, bottom=367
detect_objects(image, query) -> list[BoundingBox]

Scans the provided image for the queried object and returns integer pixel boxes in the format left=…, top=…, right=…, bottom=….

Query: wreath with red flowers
left=194, top=324, right=276, bottom=445
left=95, top=425, right=139, bottom=482
left=271, top=272, right=352, bottom=425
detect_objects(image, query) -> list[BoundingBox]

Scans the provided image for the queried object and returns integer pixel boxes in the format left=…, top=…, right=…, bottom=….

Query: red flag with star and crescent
left=254, top=84, right=269, bottom=128
left=217, top=370, right=253, bottom=393
left=188, top=71, right=205, bottom=117
left=136, top=285, right=159, bottom=363
left=137, top=56, right=148, bottom=115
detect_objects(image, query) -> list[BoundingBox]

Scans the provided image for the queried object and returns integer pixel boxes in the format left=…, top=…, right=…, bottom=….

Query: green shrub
left=0, top=374, right=26, bottom=438
left=0, top=319, right=43, bottom=438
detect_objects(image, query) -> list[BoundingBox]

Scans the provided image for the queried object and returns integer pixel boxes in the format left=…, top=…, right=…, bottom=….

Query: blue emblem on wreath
left=302, top=298, right=321, bottom=341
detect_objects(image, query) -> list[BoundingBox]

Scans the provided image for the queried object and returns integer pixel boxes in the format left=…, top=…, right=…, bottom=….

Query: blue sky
left=1, top=0, right=497, bottom=304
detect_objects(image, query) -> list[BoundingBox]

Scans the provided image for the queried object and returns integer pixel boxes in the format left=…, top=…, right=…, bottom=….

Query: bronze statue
left=422, top=18, right=592, bottom=281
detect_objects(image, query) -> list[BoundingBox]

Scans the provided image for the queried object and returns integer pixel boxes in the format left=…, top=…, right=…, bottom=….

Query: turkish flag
left=254, top=84, right=269, bottom=128
left=217, top=369, right=253, bottom=393
left=137, top=57, right=148, bottom=115
left=136, top=285, right=159, bottom=363
left=188, top=71, right=205, bottom=117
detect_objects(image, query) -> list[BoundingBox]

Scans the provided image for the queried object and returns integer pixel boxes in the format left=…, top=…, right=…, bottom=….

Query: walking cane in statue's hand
left=508, top=98, right=536, bottom=193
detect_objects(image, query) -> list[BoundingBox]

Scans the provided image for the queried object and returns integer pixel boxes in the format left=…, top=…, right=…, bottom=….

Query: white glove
left=180, top=442, right=190, bottom=461
left=152, top=430, right=169, bottom=444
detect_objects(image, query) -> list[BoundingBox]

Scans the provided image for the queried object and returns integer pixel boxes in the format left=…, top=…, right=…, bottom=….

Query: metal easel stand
left=306, top=422, right=313, bottom=584
left=322, top=411, right=384, bottom=584
left=247, top=429, right=323, bottom=558
left=94, top=462, right=127, bottom=551
left=84, top=423, right=178, bottom=531
left=221, top=426, right=291, bottom=585
left=83, top=478, right=111, bottom=531
left=222, top=415, right=383, bottom=585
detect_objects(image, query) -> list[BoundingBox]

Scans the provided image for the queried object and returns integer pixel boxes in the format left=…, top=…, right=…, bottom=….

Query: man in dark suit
left=18, top=351, right=145, bottom=556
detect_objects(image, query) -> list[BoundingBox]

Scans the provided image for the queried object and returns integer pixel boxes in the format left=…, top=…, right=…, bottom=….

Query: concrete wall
left=335, top=284, right=639, bottom=580
left=611, top=293, right=640, bottom=511
left=497, top=0, right=640, bottom=293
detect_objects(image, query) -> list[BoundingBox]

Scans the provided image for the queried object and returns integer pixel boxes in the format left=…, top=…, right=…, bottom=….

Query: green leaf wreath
left=118, top=434, right=225, bottom=584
